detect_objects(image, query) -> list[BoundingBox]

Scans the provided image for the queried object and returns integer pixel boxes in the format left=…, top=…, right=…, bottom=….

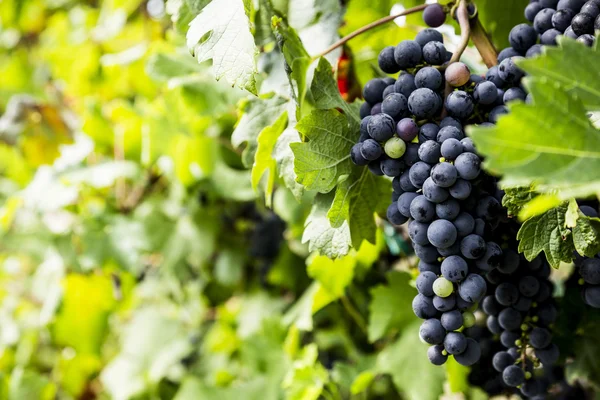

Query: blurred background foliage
left=0, top=0, right=526, bottom=399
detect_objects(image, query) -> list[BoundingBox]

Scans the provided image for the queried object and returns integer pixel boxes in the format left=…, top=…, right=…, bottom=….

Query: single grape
left=503, top=365, right=525, bottom=387
left=387, top=203, right=408, bottom=225
left=454, top=152, right=481, bottom=180
left=394, top=72, right=417, bottom=99
left=415, top=67, right=443, bottom=91
left=419, top=261, right=441, bottom=275
left=420, top=319, right=446, bottom=345
left=474, top=81, right=498, bottom=105
left=580, top=205, right=599, bottom=217
left=423, top=177, right=449, bottom=204
left=350, top=143, right=369, bottom=166
left=525, top=2, right=543, bottom=22
left=436, top=198, right=460, bottom=220
left=526, top=44, right=544, bottom=57
left=410, top=195, right=436, bottom=223
left=360, top=139, right=383, bottom=161
left=415, top=28, right=444, bottom=47
left=418, top=140, right=442, bottom=164
left=582, top=1, right=600, bottom=17
left=431, top=162, right=458, bottom=188
left=381, top=157, right=404, bottom=177
left=504, top=87, right=527, bottom=103
left=382, top=85, right=395, bottom=99
left=513, top=296, right=533, bottom=312
left=409, top=220, right=431, bottom=246
left=423, top=3, right=446, bottom=27
left=564, top=25, right=578, bottom=38
left=433, top=293, right=456, bottom=311
left=408, top=88, right=440, bottom=119
left=489, top=105, right=509, bottom=123
left=500, top=330, right=520, bottom=348
left=498, top=307, right=522, bottom=331
left=520, top=380, right=543, bottom=398
left=433, top=277, right=454, bottom=298
left=367, top=113, right=396, bottom=141
left=577, top=34, right=595, bottom=46
left=460, top=234, right=487, bottom=259
left=419, top=123, right=440, bottom=142
left=441, top=255, right=468, bottom=282
left=445, top=62, right=471, bottom=87
left=404, top=143, right=420, bottom=166
left=441, top=309, right=463, bottom=331
left=409, top=161, right=433, bottom=188
left=445, top=91, right=474, bottom=120
left=509, top=23, right=538, bottom=52
left=368, top=161, right=384, bottom=176
left=498, top=249, right=520, bottom=274
left=396, top=118, right=419, bottom=142
left=444, top=331, right=467, bottom=355
left=454, top=338, right=481, bottom=366
left=530, top=327, right=552, bottom=349
left=552, top=8, right=575, bottom=31
left=412, top=294, right=438, bottom=319
left=492, top=351, right=515, bottom=372
left=437, top=242, right=460, bottom=257
left=486, top=66, right=505, bottom=87
left=539, top=0, right=559, bottom=7
left=394, top=40, right=423, bottom=69
left=440, top=138, right=464, bottom=159
left=427, top=344, right=448, bottom=365
left=381, top=93, right=408, bottom=119
left=428, top=219, right=458, bottom=249
left=482, top=295, right=501, bottom=316
left=453, top=212, right=475, bottom=237
left=363, top=78, right=388, bottom=104
left=495, top=282, right=519, bottom=306
left=449, top=179, right=472, bottom=200
left=458, top=273, right=487, bottom=303
left=541, top=28, right=561, bottom=45
left=476, top=196, right=501, bottom=220
left=460, top=138, right=475, bottom=153
left=487, top=315, right=502, bottom=334
left=397, top=192, right=418, bottom=217
left=498, top=57, right=525, bottom=84
left=378, top=46, right=401, bottom=73
left=422, top=41, right=447, bottom=65
left=384, top=137, right=407, bottom=159
left=436, top=127, right=463, bottom=144
left=416, top=271, right=438, bottom=296
left=534, top=8, right=556, bottom=34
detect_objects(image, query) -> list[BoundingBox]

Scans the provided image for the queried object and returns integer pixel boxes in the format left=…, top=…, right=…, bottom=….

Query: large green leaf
left=186, top=0, right=258, bottom=93
left=292, top=109, right=356, bottom=193
left=311, top=57, right=359, bottom=123
left=302, top=193, right=352, bottom=258
left=368, top=272, right=416, bottom=342
left=469, top=79, right=600, bottom=199
left=519, top=37, right=600, bottom=109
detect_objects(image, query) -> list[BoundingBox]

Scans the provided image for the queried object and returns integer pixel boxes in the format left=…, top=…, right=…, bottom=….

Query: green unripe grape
left=525, top=371, right=532, bottom=380
left=521, top=324, right=529, bottom=331
left=462, top=311, right=476, bottom=328
left=433, top=277, right=453, bottom=298
left=515, top=339, right=522, bottom=347
left=384, top=137, right=406, bottom=159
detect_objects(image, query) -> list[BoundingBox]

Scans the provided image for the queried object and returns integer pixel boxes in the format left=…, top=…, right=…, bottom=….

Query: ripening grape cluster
left=347, top=0, right=600, bottom=394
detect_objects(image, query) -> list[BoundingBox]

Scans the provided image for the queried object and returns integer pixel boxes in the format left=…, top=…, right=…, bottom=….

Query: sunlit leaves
left=187, top=0, right=258, bottom=93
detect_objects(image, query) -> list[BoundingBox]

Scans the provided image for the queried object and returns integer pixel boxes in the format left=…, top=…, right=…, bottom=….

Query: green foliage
left=476, top=0, right=529, bottom=49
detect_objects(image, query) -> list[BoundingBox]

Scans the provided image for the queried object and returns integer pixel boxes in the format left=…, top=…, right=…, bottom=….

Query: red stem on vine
left=313, top=3, right=429, bottom=60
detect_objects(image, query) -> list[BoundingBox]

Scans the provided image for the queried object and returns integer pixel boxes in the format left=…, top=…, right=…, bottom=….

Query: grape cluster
left=483, top=248, right=560, bottom=395
left=505, top=0, right=600, bottom=58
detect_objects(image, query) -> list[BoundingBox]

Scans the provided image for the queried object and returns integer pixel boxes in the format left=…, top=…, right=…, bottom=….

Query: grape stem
left=469, top=9, right=498, bottom=67
left=449, top=0, right=470, bottom=64
left=313, top=4, right=429, bottom=60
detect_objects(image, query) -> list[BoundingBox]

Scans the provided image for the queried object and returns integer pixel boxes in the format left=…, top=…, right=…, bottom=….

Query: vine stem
left=469, top=13, right=498, bottom=67
left=313, top=4, right=429, bottom=60
left=450, top=0, right=470, bottom=64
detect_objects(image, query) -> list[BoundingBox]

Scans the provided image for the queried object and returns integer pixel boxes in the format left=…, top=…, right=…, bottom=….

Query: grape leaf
left=292, top=109, right=356, bottom=193
left=476, top=0, right=529, bottom=49
left=252, top=111, right=288, bottom=205
left=368, top=272, right=416, bottom=342
left=571, top=209, right=600, bottom=258
left=232, top=95, right=288, bottom=166
left=311, top=57, right=359, bottom=124
left=377, top=321, right=445, bottom=400
left=518, top=37, right=600, bottom=109
left=469, top=78, right=600, bottom=199
left=566, top=320, right=600, bottom=391
left=328, top=167, right=391, bottom=249
left=302, top=193, right=352, bottom=258
left=186, top=0, right=258, bottom=94
left=307, top=254, right=356, bottom=299
left=516, top=203, right=574, bottom=268
left=502, top=186, right=536, bottom=217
